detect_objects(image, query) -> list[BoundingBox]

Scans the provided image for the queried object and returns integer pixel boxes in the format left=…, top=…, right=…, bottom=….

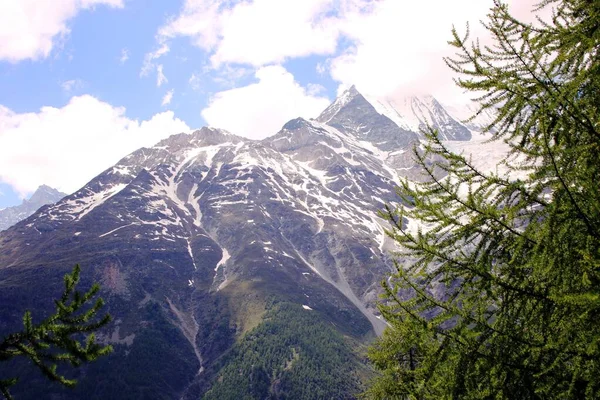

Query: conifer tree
left=0, top=265, right=112, bottom=399
left=367, top=0, right=599, bottom=398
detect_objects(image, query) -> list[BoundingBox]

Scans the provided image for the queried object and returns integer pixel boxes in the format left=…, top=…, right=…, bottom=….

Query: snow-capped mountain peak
left=316, top=85, right=361, bottom=124
left=0, top=185, right=66, bottom=231
left=440, top=101, right=498, bottom=133
left=318, top=86, right=473, bottom=142
left=363, top=93, right=472, bottom=141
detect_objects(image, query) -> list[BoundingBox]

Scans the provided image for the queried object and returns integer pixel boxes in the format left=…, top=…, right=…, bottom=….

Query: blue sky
left=0, top=0, right=538, bottom=208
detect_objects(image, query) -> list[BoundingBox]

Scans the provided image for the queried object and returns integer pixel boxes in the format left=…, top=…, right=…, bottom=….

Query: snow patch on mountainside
left=99, top=223, right=138, bottom=238
left=364, top=94, right=421, bottom=132
left=441, top=102, right=498, bottom=132
left=215, top=247, right=230, bottom=271
left=187, top=238, right=198, bottom=270
left=443, top=133, right=514, bottom=176
left=63, top=183, right=127, bottom=220
left=317, top=85, right=359, bottom=123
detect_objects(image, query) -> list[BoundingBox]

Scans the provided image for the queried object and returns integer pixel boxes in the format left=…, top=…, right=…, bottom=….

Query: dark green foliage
left=367, top=0, right=600, bottom=398
left=203, top=301, right=366, bottom=400
left=71, top=301, right=200, bottom=400
left=0, top=265, right=112, bottom=399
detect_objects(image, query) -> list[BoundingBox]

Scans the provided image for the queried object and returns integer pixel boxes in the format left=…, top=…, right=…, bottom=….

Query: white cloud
left=119, top=48, right=129, bottom=63
left=306, top=83, right=326, bottom=96
left=140, top=43, right=169, bottom=77
left=62, top=80, right=77, bottom=92
left=154, top=0, right=340, bottom=67
left=212, top=65, right=252, bottom=88
left=0, top=0, right=124, bottom=62
left=189, top=73, right=202, bottom=91
left=158, top=0, right=222, bottom=50
left=328, top=0, right=494, bottom=104
left=149, top=0, right=545, bottom=107
left=61, top=79, right=85, bottom=93
left=0, top=96, right=189, bottom=196
left=161, top=89, right=174, bottom=106
left=329, top=0, right=548, bottom=106
left=156, top=64, right=168, bottom=87
left=210, top=0, right=339, bottom=66
left=316, top=62, right=327, bottom=76
left=135, top=0, right=549, bottom=115
left=201, top=65, right=330, bottom=140
left=187, top=66, right=252, bottom=93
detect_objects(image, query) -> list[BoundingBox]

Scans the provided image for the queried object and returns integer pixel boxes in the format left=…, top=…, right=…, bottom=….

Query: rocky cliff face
left=0, top=185, right=66, bottom=231
left=0, top=87, right=486, bottom=399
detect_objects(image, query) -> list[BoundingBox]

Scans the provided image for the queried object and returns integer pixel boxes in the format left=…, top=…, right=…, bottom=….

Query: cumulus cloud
left=161, top=89, right=174, bottom=106
left=201, top=65, right=330, bottom=140
left=0, top=0, right=124, bottom=62
left=148, top=0, right=546, bottom=106
left=0, top=96, right=189, bottom=196
left=153, top=0, right=340, bottom=67
left=210, top=0, right=339, bottom=66
left=329, top=0, right=491, bottom=104
left=329, top=0, right=548, bottom=105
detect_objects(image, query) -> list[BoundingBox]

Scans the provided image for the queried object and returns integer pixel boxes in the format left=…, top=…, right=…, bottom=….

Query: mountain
left=321, top=85, right=474, bottom=141
left=317, top=85, right=420, bottom=150
left=440, top=101, right=498, bottom=133
left=0, top=87, right=490, bottom=399
left=364, top=93, right=472, bottom=141
left=0, top=185, right=66, bottom=231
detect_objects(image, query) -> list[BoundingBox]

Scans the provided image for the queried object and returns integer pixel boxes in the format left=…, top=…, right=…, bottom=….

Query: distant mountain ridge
left=0, top=86, right=501, bottom=399
left=365, top=93, right=473, bottom=140
left=0, top=185, right=66, bottom=231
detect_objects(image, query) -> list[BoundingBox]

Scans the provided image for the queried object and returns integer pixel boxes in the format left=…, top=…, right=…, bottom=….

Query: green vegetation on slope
left=203, top=300, right=369, bottom=400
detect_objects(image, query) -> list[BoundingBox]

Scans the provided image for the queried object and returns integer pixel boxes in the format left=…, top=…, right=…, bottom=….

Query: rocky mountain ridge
left=0, top=185, right=66, bottom=231
left=0, top=86, right=497, bottom=399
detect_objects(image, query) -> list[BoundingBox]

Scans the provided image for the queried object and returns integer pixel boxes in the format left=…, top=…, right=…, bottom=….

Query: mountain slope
left=364, top=94, right=472, bottom=141
left=0, top=86, right=501, bottom=399
left=0, top=185, right=66, bottom=231
left=317, top=85, right=420, bottom=151
left=0, top=124, right=390, bottom=398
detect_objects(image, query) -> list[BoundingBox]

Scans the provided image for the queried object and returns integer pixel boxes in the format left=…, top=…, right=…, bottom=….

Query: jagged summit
left=440, top=101, right=498, bottom=133
left=27, top=185, right=66, bottom=204
left=367, top=94, right=472, bottom=141
left=151, top=127, right=244, bottom=150
left=316, top=85, right=361, bottom=124
left=0, top=185, right=66, bottom=231
left=316, top=86, right=420, bottom=152
left=318, top=85, right=473, bottom=142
